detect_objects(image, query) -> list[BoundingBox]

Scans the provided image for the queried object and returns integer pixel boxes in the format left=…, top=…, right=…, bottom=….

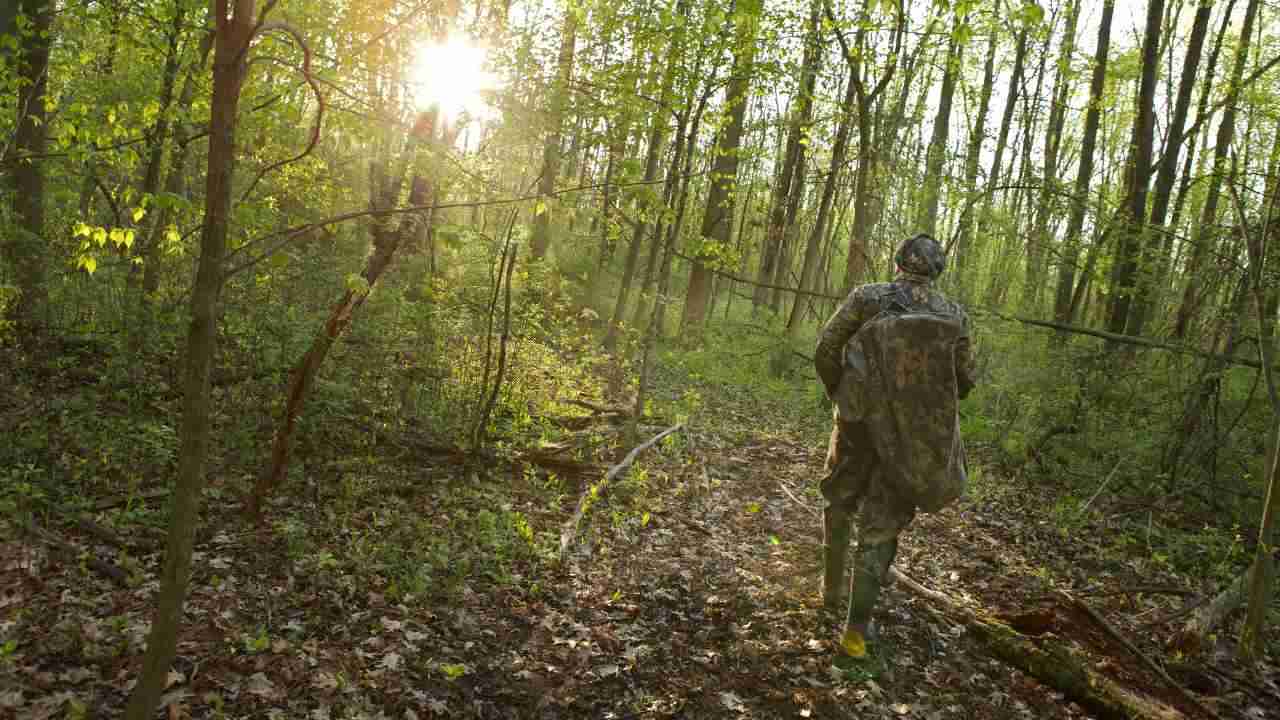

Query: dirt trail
left=503, top=432, right=1090, bottom=719
left=4, top=425, right=1274, bottom=719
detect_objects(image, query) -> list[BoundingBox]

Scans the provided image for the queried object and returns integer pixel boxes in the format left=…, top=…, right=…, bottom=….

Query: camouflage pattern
left=894, top=232, right=947, bottom=279
left=821, top=420, right=916, bottom=543
left=853, top=311, right=968, bottom=512
left=814, top=234, right=975, bottom=624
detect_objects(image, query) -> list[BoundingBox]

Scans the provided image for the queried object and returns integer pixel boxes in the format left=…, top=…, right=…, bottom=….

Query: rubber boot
left=839, top=537, right=898, bottom=658
left=822, top=506, right=852, bottom=612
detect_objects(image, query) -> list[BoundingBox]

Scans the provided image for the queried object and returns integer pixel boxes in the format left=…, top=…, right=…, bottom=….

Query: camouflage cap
left=895, top=233, right=946, bottom=278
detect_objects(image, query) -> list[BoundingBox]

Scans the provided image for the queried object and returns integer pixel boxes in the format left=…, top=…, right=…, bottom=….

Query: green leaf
left=80, top=256, right=97, bottom=275
left=534, top=199, right=548, bottom=217
left=132, top=207, right=146, bottom=223
left=441, top=663, right=467, bottom=679
left=122, top=230, right=135, bottom=249
left=73, top=222, right=92, bottom=238
left=93, top=227, right=108, bottom=247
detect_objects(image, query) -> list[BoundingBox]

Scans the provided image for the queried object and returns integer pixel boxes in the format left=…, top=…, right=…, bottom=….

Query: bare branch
left=238, top=21, right=325, bottom=203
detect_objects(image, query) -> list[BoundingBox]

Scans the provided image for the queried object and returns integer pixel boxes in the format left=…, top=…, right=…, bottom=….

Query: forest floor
left=2, top=347, right=1279, bottom=719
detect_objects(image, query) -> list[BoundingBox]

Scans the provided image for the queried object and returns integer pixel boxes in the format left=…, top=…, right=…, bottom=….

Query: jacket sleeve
left=815, top=289, right=867, bottom=397
left=955, top=309, right=977, bottom=399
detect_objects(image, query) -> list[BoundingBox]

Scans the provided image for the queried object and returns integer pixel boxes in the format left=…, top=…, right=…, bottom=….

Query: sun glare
left=410, top=35, right=495, bottom=121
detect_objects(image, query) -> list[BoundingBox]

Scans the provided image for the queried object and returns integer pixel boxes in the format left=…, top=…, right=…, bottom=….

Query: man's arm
left=815, top=289, right=868, bottom=397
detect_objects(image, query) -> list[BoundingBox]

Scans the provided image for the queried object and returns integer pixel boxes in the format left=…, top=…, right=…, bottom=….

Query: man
left=814, top=233, right=976, bottom=658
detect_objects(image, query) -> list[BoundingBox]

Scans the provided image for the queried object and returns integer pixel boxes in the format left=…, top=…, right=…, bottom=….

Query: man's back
left=815, top=277, right=975, bottom=402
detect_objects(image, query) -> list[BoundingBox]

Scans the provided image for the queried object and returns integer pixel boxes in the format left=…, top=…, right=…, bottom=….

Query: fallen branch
left=559, top=423, right=684, bottom=560
left=985, top=311, right=1278, bottom=373
left=1077, top=586, right=1199, bottom=599
left=1062, top=591, right=1218, bottom=719
left=29, top=525, right=130, bottom=587
left=892, top=568, right=1183, bottom=720
left=94, top=489, right=169, bottom=511
left=778, top=480, right=820, bottom=519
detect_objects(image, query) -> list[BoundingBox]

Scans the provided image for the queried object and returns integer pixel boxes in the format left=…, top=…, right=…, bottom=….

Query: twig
left=559, top=423, right=685, bottom=560
left=777, top=480, right=820, bottom=519
left=472, top=222, right=518, bottom=451
left=239, top=21, right=325, bottom=203
left=1061, top=591, right=1219, bottom=720
left=1076, top=586, right=1198, bottom=599
left=1079, top=458, right=1124, bottom=516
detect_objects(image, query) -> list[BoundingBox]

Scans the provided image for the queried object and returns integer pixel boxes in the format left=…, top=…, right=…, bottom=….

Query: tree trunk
left=952, top=13, right=998, bottom=279
left=969, top=22, right=1028, bottom=283
left=604, top=0, right=689, bottom=351
left=756, top=0, right=821, bottom=311
left=254, top=116, right=439, bottom=516
left=1104, top=0, right=1164, bottom=336
left=124, top=2, right=258, bottom=716
left=1025, top=0, right=1078, bottom=312
left=1174, top=0, right=1261, bottom=338
left=787, top=65, right=858, bottom=335
left=1, top=0, right=53, bottom=336
left=841, top=6, right=905, bottom=290
left=1054, top=0, right=1115, bottom=325
left=633, top=96, right=694, bottom=330
left=919, top=22, right=964, bottom=238
left=1171, top=0, right=1234, bottom=236
left=683, top=1, right=758, bottom=332
left=1127, top=0, right=1213, bottom=336
left=529, top=5, right=578, bottom=260
left=1239, top=161, right=1280, bottom=663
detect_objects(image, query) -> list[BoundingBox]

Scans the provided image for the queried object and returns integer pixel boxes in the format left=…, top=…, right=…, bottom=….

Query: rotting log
left=891, top=569, right=1187, bottom=720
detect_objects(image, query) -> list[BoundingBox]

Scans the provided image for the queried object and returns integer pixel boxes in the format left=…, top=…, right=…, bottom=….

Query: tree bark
left=529, top=5, right=578, bottom=260
left=756, top=0, right=821, bottom=311
left=1174, top=0, right=1260, bottom=338
left=1239, top=159, right=1280, bottom=663
left=786, top=64, right=858, bottom=336
left=919, top=21, right=964, bottom=238
left=1, top=0, right=53, bottom=336
left=1024, top=0, right=1078, bottom=312
left=1127, top=0, right=1213, bottom=337
left=124, top=1, right=258, bottom=716
left=1169, top=0, right=1234, bottom=235
left=604, top=0, right=689, bottom=351
left=254, top=115, right=439, bottom=516
left=1054, top=0, right=1114, bottom=325
left=1104, top=0, right=1164, bottom=337
left=131, top=6, right=184, bottom=296
left=969, top=21, right=1027, bottom=284
left=952, top=14, right=998, bottom=280
left=683, top=1, right=758, bottom=332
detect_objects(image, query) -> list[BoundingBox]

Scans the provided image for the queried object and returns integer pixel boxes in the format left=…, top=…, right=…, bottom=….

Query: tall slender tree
left=684, top=0, right=759, bottom=332
left=530, top=3, right=580, bottom=260
left=1054, top=0, right=1115, bottom=325
left=1174, top=0, right=1260, bottom=338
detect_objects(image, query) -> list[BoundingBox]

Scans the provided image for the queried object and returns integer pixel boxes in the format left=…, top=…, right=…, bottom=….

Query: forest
left=1, top=0, right=1278, bottom=716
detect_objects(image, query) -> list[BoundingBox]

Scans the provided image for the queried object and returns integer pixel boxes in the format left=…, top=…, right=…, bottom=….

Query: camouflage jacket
left=815, top=274, right=975, bottom=401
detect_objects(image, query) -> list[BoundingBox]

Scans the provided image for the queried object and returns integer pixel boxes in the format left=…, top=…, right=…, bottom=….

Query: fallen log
left=559, top=423, right=684, bottom=560
left=1062, top=591, right=1218, bottom=719
left=891, top=568, right=1186, bottom=720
